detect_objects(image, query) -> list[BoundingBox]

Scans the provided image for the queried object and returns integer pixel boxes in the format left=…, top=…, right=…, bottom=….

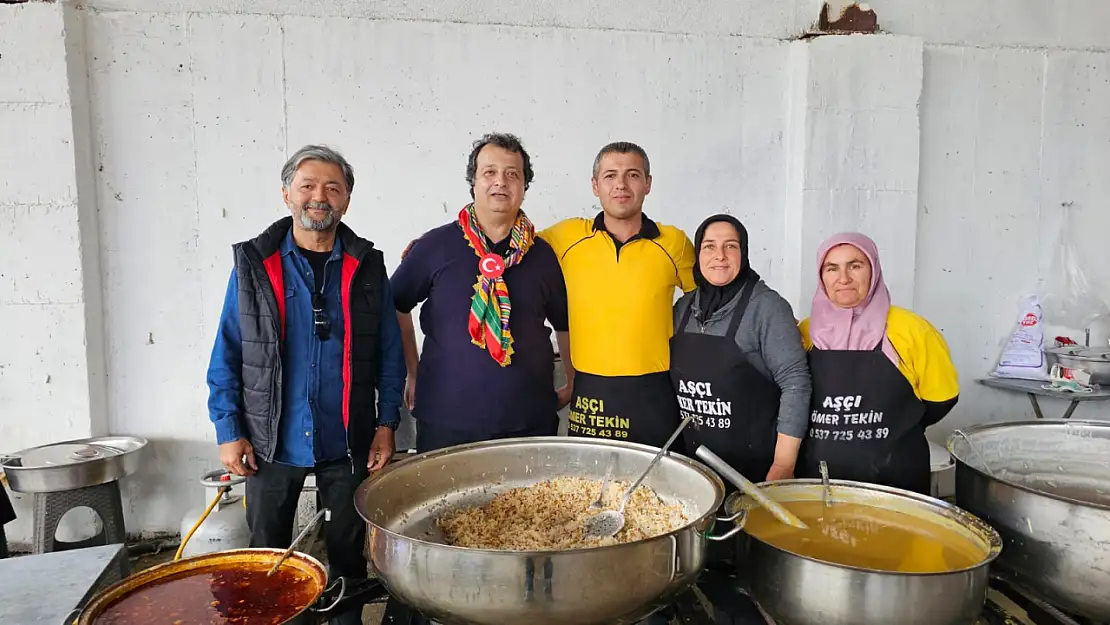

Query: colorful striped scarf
left=458, top=203, right=535, bottom=367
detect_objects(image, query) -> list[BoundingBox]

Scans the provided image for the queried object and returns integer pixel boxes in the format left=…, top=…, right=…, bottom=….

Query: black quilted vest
left=232, top=217, right=384, bottom=462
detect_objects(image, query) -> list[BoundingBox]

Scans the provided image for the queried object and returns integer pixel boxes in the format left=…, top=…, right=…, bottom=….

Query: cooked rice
left=436, top=476, right=689, bottom=551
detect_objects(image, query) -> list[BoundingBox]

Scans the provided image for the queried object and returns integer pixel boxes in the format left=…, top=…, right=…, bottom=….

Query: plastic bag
left=991, top=295, right=1049, bottom=381
left=1039, top=205, right=1110, bottom=330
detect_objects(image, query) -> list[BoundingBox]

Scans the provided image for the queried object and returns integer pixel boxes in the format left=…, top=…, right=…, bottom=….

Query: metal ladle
left=267, top=507, right=331, bottom=577
left=583, top=413, right=696, bottom=539
left=695, top=445, right=809, bottom=530
left=951, top=429, right=995, bottom=477
left=819, top=460, right=832, bottom=507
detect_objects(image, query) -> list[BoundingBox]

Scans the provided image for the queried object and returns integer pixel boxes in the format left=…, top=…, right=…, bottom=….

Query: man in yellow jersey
left=539, top=142, right=696, bottom=448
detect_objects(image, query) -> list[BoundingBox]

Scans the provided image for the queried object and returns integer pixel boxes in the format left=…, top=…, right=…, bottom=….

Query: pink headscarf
left=809, top=232, right=900, bottom=366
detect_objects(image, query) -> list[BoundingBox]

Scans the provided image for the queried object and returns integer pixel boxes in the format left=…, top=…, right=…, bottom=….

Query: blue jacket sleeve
left=376, top=274, right=405, bottom=429
left=206, top=269, right=246, bottom=444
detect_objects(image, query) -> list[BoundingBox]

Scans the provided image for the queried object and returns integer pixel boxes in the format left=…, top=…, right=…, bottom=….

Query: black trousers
left=0, top=524, right=8, bottom=560
left=246, top=455, right=368, bottom=625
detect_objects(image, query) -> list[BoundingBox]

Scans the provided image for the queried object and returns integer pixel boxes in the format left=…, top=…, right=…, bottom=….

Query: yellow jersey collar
left=591, top=212, right=662, bottom=240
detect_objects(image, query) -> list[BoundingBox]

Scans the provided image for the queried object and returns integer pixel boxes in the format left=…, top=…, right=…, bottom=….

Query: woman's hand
left=768, top=433, right=803, bottom=481
left=765, top=463, right=794, bottom=481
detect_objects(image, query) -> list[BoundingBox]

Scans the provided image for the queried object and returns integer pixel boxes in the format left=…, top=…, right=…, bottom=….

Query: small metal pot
left=1045, top=345, right=1110, bottom=384
left=74, top=548, right=383, bottom=624
left=725, top=480, right=1002, bottom=625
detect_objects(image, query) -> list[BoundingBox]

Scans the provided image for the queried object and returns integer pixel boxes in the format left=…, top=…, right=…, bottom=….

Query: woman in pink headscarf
left=795, top=233, right=960, bottom=495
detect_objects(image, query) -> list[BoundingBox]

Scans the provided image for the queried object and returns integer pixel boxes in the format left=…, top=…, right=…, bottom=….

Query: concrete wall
left=2, top=0, right=1109, bottom=546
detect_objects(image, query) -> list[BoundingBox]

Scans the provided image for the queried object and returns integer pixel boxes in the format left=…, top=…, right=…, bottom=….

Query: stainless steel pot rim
left=1, top=435, right=149, bottom=469
left=76, top=548, right=332, bottom=624
left=135, top=547, right=328, bottom=578
left=946, top=419, right=1110, bottom=512
left=726, top=478, right=1004, bottom=577
left=1046, top=346, right=1110, bottom=360
left=357, top=436, right=727, bottom=557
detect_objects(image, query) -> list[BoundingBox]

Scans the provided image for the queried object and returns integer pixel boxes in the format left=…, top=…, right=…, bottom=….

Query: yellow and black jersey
left=799, top=305, right=960, bottom=407
left=539, top=213, right=695, bottom=377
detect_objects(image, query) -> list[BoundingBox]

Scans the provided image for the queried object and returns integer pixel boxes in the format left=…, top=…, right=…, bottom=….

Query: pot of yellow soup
left=724, top=480, right=1002, bottom=625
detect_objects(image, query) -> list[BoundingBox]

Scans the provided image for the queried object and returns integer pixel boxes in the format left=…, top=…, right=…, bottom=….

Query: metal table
left=0, top=543, right=130, bottom=625
left=977, top=377, right=1110, bottom=420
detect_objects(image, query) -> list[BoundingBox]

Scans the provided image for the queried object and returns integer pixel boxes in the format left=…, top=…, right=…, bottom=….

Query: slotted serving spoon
left=582, top=413, right=696, bottom=539
left=588, top=452, right=618, bottom=512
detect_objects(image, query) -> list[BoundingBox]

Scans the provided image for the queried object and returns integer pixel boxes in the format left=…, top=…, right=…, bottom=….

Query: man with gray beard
left=205, top=145, right=405, bottom=625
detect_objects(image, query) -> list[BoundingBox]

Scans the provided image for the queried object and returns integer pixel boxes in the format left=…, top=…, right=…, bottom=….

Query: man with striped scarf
left=391, top=132, right=573, bottom=453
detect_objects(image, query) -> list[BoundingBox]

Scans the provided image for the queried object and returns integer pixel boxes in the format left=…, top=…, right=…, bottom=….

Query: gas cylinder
left=178, top=468, right=250, bottom=558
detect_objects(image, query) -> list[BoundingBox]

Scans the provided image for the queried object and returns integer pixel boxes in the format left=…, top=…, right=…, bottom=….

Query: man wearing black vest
left=206, top=144, right=405, bottom=625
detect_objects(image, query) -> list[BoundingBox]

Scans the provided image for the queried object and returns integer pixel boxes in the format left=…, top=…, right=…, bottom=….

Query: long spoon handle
left=695, top=445, right=808, bottom=530
left=599, top=452, right=616, bottom=495
left=267, top=507, right=331, bottom=576
left=618, top=413, right=696, bottom=512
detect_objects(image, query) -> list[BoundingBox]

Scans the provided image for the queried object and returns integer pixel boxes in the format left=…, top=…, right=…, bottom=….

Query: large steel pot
left=725, top=479, right=1002, bottom=625
left=354, top=436, right=737, bottom=625
left=948, top=419, right=1110, bottom=621
left=74, top=548, right=384, bottom=624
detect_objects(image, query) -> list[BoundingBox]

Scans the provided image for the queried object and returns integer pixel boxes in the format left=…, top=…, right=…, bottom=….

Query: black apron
left=668, top=285, right=782, bottom=484
left=568, top=371, right=680, bottom=449
left=797, top=345, right=930, bottom=495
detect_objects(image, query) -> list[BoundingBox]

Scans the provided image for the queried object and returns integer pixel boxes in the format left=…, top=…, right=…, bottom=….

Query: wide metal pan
left=354, top=436, right=739, bottom=625
left=74, top=548, right=381, bottom=624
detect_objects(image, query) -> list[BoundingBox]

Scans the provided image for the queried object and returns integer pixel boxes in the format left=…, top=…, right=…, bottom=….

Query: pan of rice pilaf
left=354, top=436, right=737, bottom=625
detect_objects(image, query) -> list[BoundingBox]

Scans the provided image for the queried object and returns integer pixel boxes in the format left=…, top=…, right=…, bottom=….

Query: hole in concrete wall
left=797, top=2, right=880, bottom=39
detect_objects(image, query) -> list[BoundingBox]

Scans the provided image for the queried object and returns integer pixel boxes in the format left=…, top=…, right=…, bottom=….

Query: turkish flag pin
left=479, top=253, right=506, bottom=279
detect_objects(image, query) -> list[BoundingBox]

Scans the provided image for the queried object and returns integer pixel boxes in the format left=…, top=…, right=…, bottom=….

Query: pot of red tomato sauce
left=74, top=548, right=379, bottom=625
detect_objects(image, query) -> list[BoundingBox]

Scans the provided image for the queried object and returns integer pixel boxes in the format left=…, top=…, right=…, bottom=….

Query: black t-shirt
left=298, top=247, right=330, bottom=293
